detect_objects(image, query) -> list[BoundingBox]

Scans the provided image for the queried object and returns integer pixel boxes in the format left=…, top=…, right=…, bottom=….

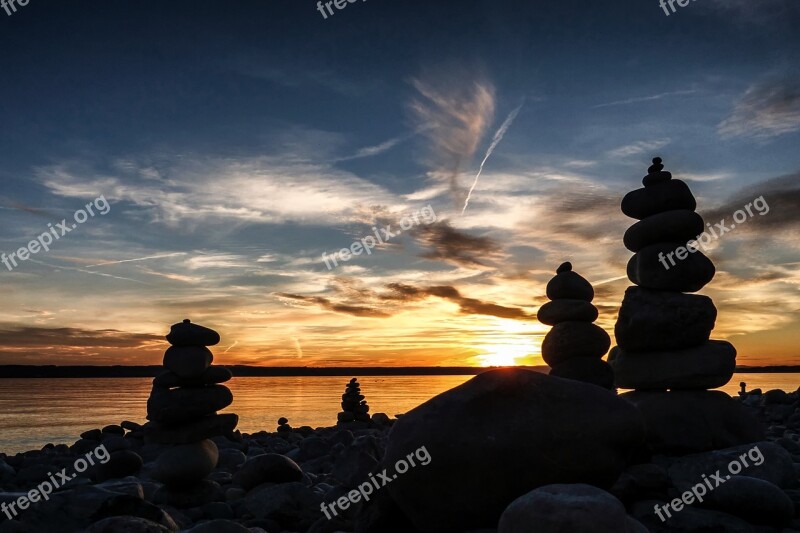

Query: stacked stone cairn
left=145, top=319, right=238, bottom=505
left=609, top=158, right=762, bottom=453
left=539, top=262, right=613, bottom=390
left=337, top=378, right=370, bottom=424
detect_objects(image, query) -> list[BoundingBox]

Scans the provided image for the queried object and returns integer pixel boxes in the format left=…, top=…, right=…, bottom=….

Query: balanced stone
left=627, top=242, right=715, bottom=292
left=163, top=346, right=213, bottom=378
left=154, top=439, right=219, bottom=487
left=623, top=209, right=705, bottom=252
left=144, top=414, right=239, bottom=444
left=147, top=384, right=233, bottom=424
left=541, top=322, right=610, bottom=367
left=549, top=358, right=614, bottom=390
left=615, top=287, right=716, bottom=352
left=642, top=170, right=672, bottom=187
left=648, top=157, right=664, bottom=173
left=537, top=299, right=598, bottom=325
left=153, top=366, right=232, bottom=388
left=545, top=262, right=594, bottom=301
left=621, top=179, right=696, bottom=220
left=166, top=318, right=221, bottom=346
left=609, top=341, right=736, bottom=390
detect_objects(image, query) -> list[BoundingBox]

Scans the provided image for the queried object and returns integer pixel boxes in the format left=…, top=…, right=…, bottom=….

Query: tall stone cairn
left=609, top=157, right=762, bottom=453
left=538, top=262, right=614, bottom=390
left=337, top=378, right=371, bottom=424
left=144, top=319, right=238, bottom=505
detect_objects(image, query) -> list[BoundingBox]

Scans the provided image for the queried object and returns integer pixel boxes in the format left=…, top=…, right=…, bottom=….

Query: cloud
left=607, top=139, right=670, bottom=158
left=412, top=220, right=502, bottom=267
left=275, top=292, right=390, bottom=318
left=409, top=74, right=496, bottom=208
left=719, top=77, right=800, bottom=139
left=381, top=283, right=534, bottom=320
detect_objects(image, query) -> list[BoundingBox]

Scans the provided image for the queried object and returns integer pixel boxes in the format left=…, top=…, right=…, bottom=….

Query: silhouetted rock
left=537, top=299, right=598, bottom=325
left=166, top=318, right=221, bottom=346
left=609, top=341, right=736, bottom=390
left=545, top=262, right=594, bottom=301
left=621, top=179, right=696, bottom=220
left=623, top=209, right=704, bottom=252
left=380, top=369, right=645, bottom=531
left=627, top=242, right=715, bottom=292
left=541, top=322, right=610, bottom=366
left=621, top=391, right=763, bottom=454
left=232, top=453, right=304, bottom=490
left=614, top=287, right=716, bottom=352
left=498, top=484, right=646, bottom=533
left=163, top=346, right=214, bottom=378
left=147, top=385, right=233, bottom=424
left=153, top=366, right=232, bottom=388
left=144, top=414, right=239, bottom=444
left=548, top=357, right=615, bottom=389
left=154, top=439, right=219, bottom=487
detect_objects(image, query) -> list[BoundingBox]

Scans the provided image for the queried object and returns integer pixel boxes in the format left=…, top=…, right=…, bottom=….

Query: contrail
left=224, top=341, right=238, bottom=353
left=462, top=101, right=524, bottom=215
left=84, top=252, right=186, bottom=268
left=292, top=337, right=303, bottom=358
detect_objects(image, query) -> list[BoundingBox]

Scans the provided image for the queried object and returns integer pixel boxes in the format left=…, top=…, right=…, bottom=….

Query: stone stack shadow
left=609, top=158, right=762, bottom=453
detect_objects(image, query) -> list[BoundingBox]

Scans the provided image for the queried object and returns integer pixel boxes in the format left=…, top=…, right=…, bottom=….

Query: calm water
left=0, top=373, right=796, bottom=454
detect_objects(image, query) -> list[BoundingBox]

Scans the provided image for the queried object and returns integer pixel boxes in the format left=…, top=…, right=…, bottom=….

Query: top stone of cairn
left=546, top=262, right=594, bottom=302
left=166, top=319, right=221, bottom=347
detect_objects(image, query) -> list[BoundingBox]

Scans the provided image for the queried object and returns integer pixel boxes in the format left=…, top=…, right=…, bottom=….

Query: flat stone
left=166, top=319, right=220, bottom=347
left=537, top=300, right=598, bottom=325
left=155, top=440, right=219, bottom=487
left=381, top=369, right=645, bottom=531
left=546, top=270, right=594, bottom=302
left=621, top=180, right=697, bottom=220
left=609, top=341, right=736, bottom=390
left=498, top=484, right=631, bottom=533
left=162, top=346, right=213, bottom=378
left=541, top=322, right=610, bottom=366
left=627, top=243, right=715, bottom=292
left=153, top=366, right=232, bottom=388
left=623, top=209, right=705, bottom=252
left=548, top=358, right=614, bottom=390
left=144, top=414, right=239, bottom=444
left=621, top=390, right=764, bottom=454
left=147, top=385, right=233, bottom=424
left=614, top=287, right=716, bottom=352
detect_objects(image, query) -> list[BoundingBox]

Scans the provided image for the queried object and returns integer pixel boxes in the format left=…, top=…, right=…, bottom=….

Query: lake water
left=0, top=373, right=796, bottom=454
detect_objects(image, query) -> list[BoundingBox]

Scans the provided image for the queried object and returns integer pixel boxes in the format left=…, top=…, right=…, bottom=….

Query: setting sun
left=474, top=343, right=533, bottom=367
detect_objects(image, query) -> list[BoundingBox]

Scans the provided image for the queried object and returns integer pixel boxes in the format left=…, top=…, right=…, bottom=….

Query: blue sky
left=0, top=0, right=798, bottom=366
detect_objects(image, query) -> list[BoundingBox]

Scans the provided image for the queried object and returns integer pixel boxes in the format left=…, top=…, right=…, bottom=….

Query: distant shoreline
left=0, top=364, right=796, bottom=378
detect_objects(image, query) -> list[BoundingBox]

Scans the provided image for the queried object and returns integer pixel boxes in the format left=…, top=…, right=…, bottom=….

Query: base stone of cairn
left=337, top=378, right=371, bottom=425
left=144, top=319, right=238, bottom=506
left=539, top=262, right=614, bottom=390
left=610, top=158, right=763, bottom=454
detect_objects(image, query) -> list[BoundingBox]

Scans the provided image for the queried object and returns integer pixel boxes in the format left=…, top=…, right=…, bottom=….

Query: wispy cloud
left=593, top=89, right=697, bottom=109
left=409, top=74, right=496, bottom=208
left=718, top=76, right=800, bottom=139
left=607, top=138, right=670, bottom=158
left=85, top=252, right=187, bottom=268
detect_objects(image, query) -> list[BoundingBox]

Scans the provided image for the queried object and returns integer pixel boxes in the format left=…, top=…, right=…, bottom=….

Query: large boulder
left=614, top=287, right=716, bottom=352
left=609, top=341, right=736, bottom=390
left=498, top=484, right=646, bottom=533
left=154, top=440, right=219, bottom=487
left=705, top=476, right=794, bottom=526
left=232, top=453, right=304, bottom=491
left=380, top=369, right=645, bottom=532
left=621, top=391, right=764, bottom=454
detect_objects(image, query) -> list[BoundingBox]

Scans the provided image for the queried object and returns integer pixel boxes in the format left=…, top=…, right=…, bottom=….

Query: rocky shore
left=0, top=381, right=798, bottom=532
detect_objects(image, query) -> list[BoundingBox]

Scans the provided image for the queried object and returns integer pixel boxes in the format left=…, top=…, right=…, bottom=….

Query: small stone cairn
left=337, top=378, right=370, bottom=424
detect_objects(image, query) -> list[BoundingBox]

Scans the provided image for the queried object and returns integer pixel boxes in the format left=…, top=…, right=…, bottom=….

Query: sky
left=0, top=0, right=798, bottom=367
